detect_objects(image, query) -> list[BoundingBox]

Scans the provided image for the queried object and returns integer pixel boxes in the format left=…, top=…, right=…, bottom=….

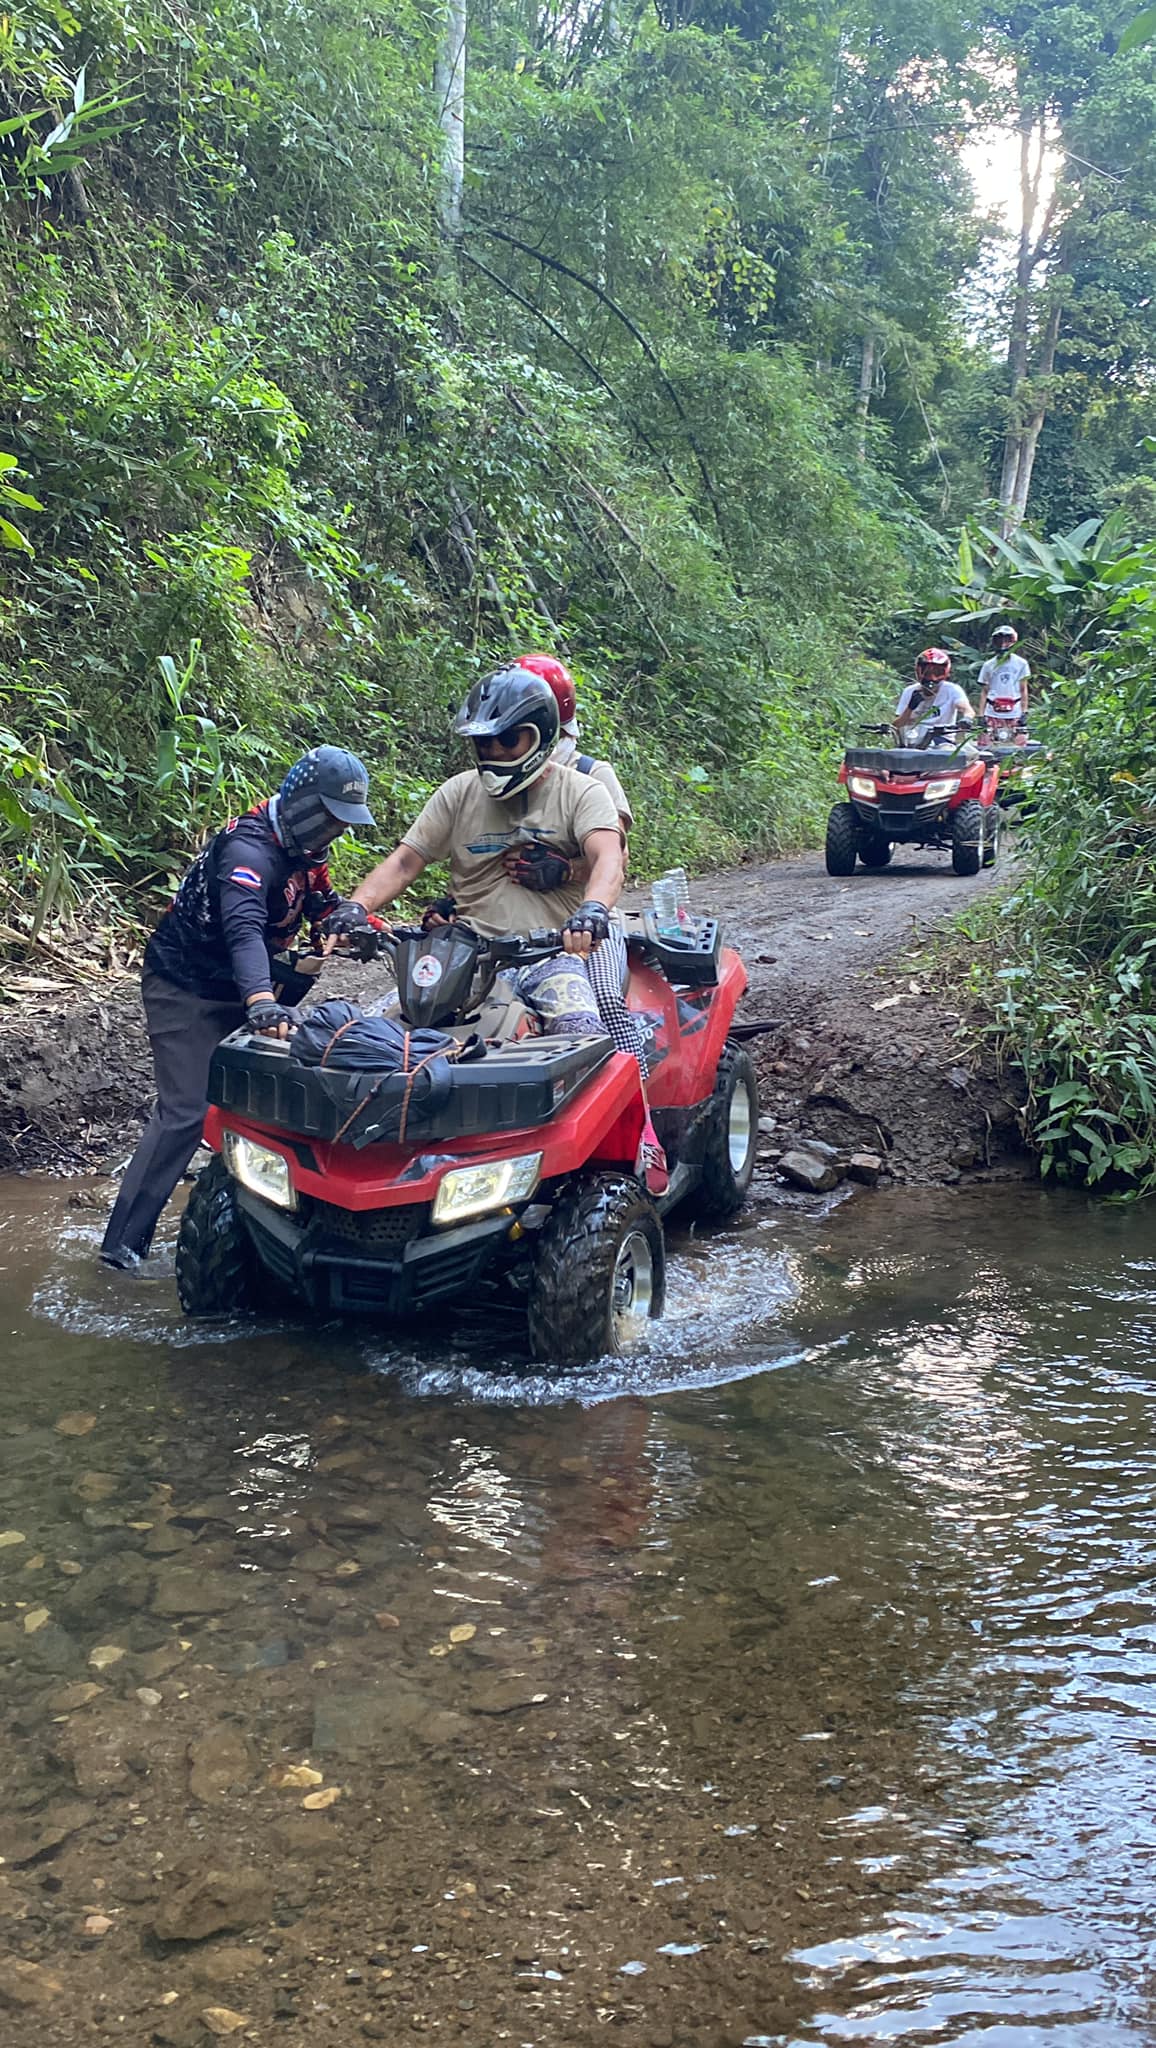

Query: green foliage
left=930, top=511, right=1143, bottom=665
left=0, top=453, right=42, bottom=552
left=0, top=0, right=1151, bottom=1023
left=974, top=535, right=1156, bottom=1192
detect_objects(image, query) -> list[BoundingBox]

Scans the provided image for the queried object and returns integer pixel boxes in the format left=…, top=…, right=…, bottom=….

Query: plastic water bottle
left=667, top=866, right=693, bottom=929
left=651, top=874, right=680, bottom=937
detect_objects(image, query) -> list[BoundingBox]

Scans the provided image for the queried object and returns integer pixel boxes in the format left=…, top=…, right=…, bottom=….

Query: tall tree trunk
left=999, top=102, right=1062, bottom=536
left=856, top=333, right=876, bottom=461
left=434, top=0, right=466, bottom=245
left=1008, top=297, right=1062, bottom=528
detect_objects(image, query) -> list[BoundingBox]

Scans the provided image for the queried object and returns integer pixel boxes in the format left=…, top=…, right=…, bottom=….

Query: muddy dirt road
left=689, top=847, right=995, bottom=998
left=0, top=846, right=1019, bottom=1183
left=685, top=850, right=1021, bottom=1188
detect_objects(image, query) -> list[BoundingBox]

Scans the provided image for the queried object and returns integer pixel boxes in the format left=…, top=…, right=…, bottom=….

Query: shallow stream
left=1, top=1179, right=1155, bottom=2046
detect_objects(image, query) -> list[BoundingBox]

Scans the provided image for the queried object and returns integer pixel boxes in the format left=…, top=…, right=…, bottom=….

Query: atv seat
left=845, top=744, right=975, bottom=776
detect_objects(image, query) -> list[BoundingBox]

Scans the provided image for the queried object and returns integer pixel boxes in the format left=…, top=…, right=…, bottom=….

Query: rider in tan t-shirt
left=351, top=668, right=624, bottom=1036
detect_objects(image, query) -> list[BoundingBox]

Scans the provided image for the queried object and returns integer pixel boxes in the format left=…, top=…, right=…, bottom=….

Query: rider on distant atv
left=350, top=667, right=627, bottom=1044
left=895, top=648, right=974, bottom=745
left=978, top=625, right=1030, bottom=736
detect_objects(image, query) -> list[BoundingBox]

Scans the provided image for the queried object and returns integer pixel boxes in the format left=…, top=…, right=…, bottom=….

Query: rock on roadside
left=777, top=1148, right=844, bottom=1194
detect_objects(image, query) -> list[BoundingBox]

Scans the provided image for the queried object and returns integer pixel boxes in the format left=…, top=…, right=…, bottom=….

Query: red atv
left=174, top=915, right=757, bottom=1365
left=981, top=719, right=1043, bottom=811
left=825, top=722, right=1001, bottom=878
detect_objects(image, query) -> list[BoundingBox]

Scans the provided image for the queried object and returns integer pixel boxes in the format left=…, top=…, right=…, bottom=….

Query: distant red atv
left=175, top=914, right=757, bottom=1366
left=825, top=723, right=1001, bottom=878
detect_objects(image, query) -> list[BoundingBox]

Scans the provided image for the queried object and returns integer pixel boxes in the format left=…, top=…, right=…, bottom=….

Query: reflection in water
left=0, top=1180, right=1153, bottom=2044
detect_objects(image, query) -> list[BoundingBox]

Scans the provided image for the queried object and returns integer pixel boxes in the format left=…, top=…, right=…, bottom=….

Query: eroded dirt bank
left=0, top=848, right=1026, bottom=1185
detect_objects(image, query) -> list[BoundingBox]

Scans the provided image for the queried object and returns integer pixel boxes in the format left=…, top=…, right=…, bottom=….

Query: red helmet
left=915, top=647, right=952, bottom=683
left=516, top=653, right=577, bottom=732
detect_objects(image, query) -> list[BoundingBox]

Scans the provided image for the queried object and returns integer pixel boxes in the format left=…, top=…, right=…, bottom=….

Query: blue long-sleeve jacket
left=144, top=804, right=339, bottom=1004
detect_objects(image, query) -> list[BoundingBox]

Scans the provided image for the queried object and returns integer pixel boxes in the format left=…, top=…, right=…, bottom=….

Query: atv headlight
left=432, top=1152, right=542, bottom=1226
left=923, top=777, right=961, bottom=803
left=848, top=773, right=878, bottom=800
left=222, top=1131, right=297, bottom=1212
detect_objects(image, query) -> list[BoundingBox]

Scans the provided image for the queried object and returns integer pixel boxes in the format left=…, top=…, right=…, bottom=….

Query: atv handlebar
left=381, top=921, right=566, bottom=967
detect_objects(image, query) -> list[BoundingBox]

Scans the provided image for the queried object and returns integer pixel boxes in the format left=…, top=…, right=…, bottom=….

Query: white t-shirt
left=896, top=680, right=971, bottom=741
left=553, top=736, right=633, bottom=829
left=979, top=652, right=1030, bottom=720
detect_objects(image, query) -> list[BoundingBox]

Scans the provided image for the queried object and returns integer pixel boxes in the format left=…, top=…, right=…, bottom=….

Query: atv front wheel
left=683, top=1041, right=758, bottom=1223
left=176, top=1155, right=262, bottom=1317
left=858, top=834, right=892, bottom=868
left=527, top=1173, right=665, bottom=1366
left=825, top=804, right=859, bottom=877
left=951, top=799, right=984, bottom=877
left=982, top=806, right=1001, bottom=869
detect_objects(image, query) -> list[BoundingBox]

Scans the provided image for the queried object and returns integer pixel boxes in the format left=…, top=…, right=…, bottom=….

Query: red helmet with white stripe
left=915, top=647, right=952, bottom=683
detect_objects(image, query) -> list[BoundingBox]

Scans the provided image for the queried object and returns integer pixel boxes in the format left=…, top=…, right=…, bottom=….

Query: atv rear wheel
left=176, top=1155, right=263, bottom=1317
left=951, top=799, right=984, bottom=877
left=982, top=806, right=1001, bottom=869
left=682, top=1041, right=758, bottom=1224
left=825, top=803, right=859, bottom=877
left=527, top=1172, right=665, bottom=1366
left=858, top=834, right=892, bottom=868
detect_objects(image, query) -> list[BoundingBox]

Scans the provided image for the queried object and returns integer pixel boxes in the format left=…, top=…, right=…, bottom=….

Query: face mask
left=272, top=791, right=344, bottom=860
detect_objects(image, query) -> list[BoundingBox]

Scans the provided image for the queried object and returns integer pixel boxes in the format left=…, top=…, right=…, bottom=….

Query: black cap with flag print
left=275, top=746, right=375, bottom=859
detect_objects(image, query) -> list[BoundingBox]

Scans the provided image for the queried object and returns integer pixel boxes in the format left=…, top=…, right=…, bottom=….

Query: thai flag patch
left=229, top=866, right=263, bottom=890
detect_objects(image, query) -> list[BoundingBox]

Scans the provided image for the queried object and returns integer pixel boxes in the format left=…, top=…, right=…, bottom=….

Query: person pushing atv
left=173, top=674, right=757, bottom=1362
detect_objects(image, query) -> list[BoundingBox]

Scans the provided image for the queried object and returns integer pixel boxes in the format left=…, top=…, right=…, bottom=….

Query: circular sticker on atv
left=412, top=953, right=444, bottom=988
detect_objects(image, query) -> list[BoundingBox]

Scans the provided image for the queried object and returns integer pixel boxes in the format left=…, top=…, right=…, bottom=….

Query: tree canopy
left=1, top=0, right=1155, bottom=922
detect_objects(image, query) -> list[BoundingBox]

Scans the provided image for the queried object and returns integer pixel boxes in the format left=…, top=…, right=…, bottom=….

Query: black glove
left=245, top=999, right=301, bottom=1035
left=320, top=899, right=372, bottom=940
left=564, top=900, right=611, bottom=946
left=421, top=896, right=457, bottom=930
left=504, top=841, right=573, bottom=892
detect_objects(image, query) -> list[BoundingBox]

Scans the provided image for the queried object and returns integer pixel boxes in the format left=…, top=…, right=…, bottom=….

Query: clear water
left=2, top=1178, right=1155, bottom=2045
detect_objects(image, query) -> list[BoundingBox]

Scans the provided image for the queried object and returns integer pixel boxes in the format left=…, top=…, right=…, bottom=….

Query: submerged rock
left=60, top=1550, right=154, bottom=1622
left=187, top=1726, right=255, bottom=1804
left=311, top=1683, right=432, bottom=1756
left=151, top=1866, right=274, bottom=1944
left=151, top=1569, right=240, bottom=1618
left=469, top=1675, right=548, bottom=1716
left=0, top=1958, right=64, bottom=2009
left=0, top=1799, right=96, bottom=1867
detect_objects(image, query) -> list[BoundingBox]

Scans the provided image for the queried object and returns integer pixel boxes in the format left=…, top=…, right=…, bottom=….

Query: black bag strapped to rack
left=290, top=1000, right=481, bottom=1147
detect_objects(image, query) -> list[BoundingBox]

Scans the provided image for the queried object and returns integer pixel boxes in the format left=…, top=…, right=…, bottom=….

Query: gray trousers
left=101, top=969, right=244, bottom=1260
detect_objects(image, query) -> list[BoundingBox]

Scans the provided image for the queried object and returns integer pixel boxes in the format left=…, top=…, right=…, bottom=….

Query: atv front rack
left=208, top=1031, right=614, bottom=1149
